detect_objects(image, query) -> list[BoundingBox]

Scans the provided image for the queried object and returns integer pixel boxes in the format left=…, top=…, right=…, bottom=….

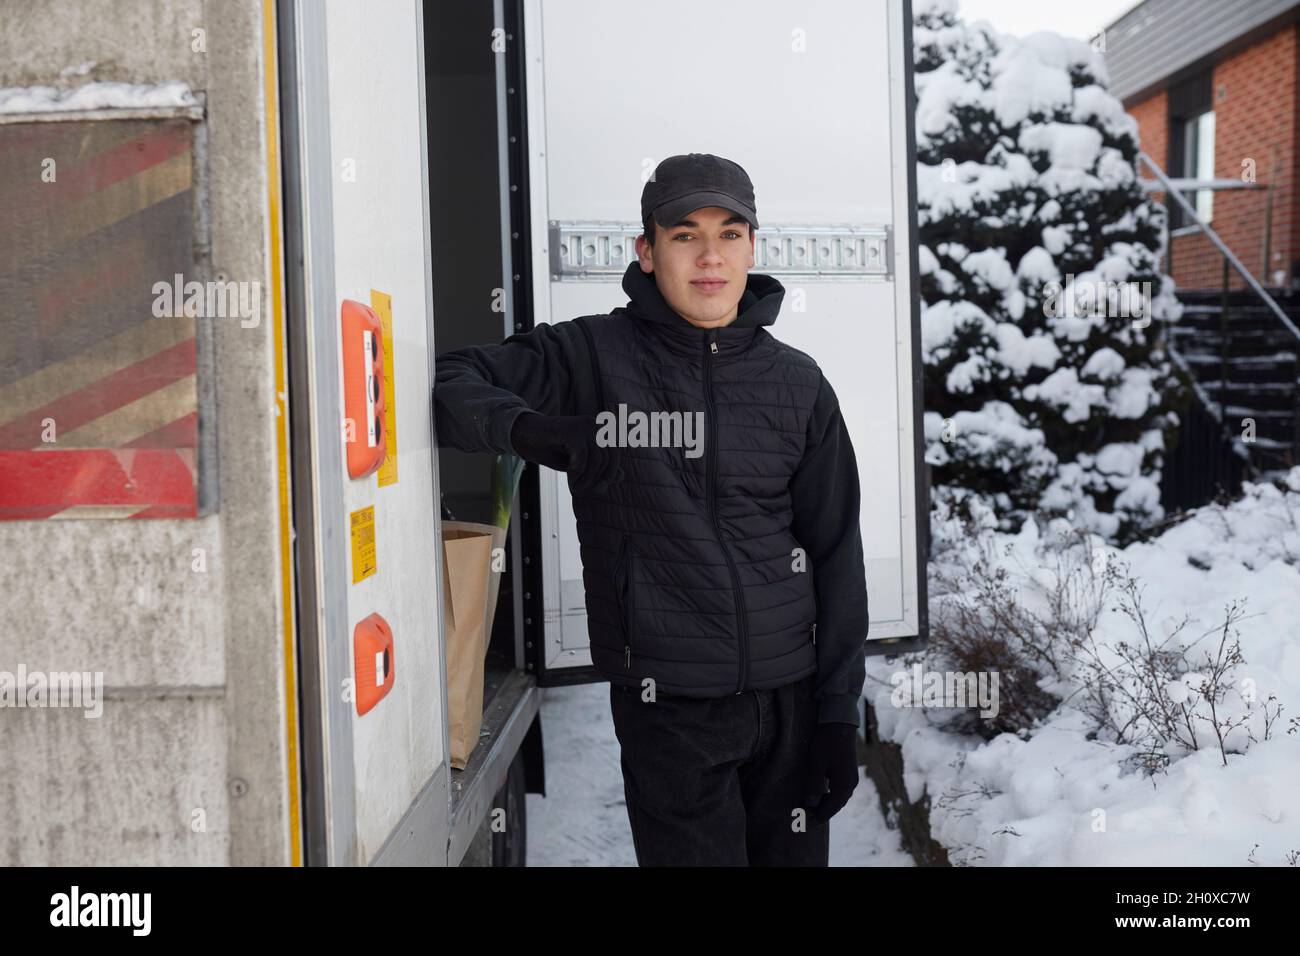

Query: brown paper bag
left=441, top=520, right=507, bottom=770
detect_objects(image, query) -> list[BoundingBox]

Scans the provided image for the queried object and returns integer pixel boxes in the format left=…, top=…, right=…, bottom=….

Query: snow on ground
left=525, top=474, right=1300, bottom=867
left=526, top=680, right=913, bottom=867
left=871, top=469, right=1300, bottom=866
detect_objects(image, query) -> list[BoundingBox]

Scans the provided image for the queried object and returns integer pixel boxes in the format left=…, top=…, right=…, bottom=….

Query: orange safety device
left=353, top=612, right=394, bottom=716
left=341, top=299, right=387, bottom=479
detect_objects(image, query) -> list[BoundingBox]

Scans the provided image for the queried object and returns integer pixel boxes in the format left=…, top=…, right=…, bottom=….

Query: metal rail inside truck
left=0, top=0, right=926, bottom=866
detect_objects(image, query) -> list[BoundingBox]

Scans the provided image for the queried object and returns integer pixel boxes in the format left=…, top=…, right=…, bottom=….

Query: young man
left=433, top=153, right=869, bottom=866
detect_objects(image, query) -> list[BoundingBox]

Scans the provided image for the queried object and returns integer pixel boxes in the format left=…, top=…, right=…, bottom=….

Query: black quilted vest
left=571, top=262, right=823, bottom=698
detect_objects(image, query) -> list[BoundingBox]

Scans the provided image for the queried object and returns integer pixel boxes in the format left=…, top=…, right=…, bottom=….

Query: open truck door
left=508, top=0, right=929, bottom=691
left=279, top=0, right=449, bottom=866
left=280, top=0, right=540, bottom=867
left=282, top=0, right=541, bottom=868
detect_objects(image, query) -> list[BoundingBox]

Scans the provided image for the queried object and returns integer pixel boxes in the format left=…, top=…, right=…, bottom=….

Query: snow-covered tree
left=913, top=0, right=1186, bottom=544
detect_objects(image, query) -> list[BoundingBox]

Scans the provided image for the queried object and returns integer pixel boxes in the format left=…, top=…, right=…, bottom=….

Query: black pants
left=608, top=672, right=829, bottom=866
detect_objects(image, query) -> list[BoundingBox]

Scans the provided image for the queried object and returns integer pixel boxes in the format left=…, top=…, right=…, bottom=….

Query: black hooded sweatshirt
left=432, top=261, right=868, bottom=726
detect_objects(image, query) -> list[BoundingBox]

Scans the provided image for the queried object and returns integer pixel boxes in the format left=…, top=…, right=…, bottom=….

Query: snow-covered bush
left=921, top=487, right=1081, bottom=738
left=913, top=0, right=1187, bottom=544
left=869, top=468, right=1300, bottom=865
left=1069, top=566, right=1283, bottom=776
left=921, top=475, right=1292, bottom=764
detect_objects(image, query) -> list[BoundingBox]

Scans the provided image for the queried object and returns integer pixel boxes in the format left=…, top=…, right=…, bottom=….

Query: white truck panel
left=525, top=0, right=924, bottom=669
left=540, top=0, right=893, bottom=227
left=320, top=0, right=445, bottom=863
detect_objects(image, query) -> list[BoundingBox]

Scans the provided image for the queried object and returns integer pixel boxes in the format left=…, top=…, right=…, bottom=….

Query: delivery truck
left=0, top=0, right=926, bottom=866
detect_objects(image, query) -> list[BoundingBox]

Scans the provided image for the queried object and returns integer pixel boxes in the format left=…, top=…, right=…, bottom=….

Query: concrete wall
left=0, top=0, right=294, bottom=864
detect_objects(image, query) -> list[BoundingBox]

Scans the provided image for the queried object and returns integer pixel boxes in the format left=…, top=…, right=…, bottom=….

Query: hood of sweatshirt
left=618, top=261, right=785, bottom=344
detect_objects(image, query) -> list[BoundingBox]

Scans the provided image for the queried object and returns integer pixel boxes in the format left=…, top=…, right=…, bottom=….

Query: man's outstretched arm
left=788, top=371, right=870, bottom=727
left=433, top=320, right=594, bottom=455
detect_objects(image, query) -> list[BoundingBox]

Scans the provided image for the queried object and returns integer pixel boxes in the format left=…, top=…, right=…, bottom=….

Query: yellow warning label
left=372, top=289, right=398, bottom=487
left=350, top=505, right=377, bottom=583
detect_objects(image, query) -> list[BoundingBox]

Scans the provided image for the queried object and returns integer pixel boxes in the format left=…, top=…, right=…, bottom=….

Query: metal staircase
left=1167, top=288, right=1300, bottom=473
left=1139, top=152, right=1300, bottom=503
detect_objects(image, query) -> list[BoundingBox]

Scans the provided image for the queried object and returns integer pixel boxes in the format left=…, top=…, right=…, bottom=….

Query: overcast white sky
left=954, top=0, right=1146, bottom=41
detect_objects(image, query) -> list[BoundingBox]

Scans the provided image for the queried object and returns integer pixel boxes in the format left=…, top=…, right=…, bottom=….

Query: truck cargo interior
left=425, top=0, right=543, bottom=825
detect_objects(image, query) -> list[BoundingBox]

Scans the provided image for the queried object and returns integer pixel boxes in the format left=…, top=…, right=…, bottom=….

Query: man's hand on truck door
left=509, top=411, right=623, bottom=495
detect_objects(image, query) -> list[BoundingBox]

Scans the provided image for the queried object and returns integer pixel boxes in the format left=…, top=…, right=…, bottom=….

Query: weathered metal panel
left=0, top=0, right=296, bottom=866
left=0, top=117, right=206, bottom=519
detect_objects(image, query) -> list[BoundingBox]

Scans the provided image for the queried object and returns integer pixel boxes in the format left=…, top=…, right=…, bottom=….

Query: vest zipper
left=615, top=532, right=633, bottom=668
left=625, top=543, right=636, bottom=668
left=703, top=329, right=750, bottom=695
left=811, top=621, right=817, bottom=646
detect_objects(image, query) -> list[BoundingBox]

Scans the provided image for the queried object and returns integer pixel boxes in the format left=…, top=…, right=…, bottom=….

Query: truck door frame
left=277, top=0, right=359, bottom=867
left=495, top=0, right=599, bottom=689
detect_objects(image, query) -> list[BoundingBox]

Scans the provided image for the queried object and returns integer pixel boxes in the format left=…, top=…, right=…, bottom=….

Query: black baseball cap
left=641, top=153, right=760, bottom=232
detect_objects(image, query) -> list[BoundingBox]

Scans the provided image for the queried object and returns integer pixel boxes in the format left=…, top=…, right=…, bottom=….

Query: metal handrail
left=1165, top=345, right=1226, bottom=425
left=1139, top=151, right=1300, bottom=344
left=1138, top=176, right=1266, bottom=192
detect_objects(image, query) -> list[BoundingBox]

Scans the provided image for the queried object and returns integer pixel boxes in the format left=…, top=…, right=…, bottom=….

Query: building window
left=1167, top=69, right=1214, bottom=231
left=1182, top=109, right=1215, bottom=224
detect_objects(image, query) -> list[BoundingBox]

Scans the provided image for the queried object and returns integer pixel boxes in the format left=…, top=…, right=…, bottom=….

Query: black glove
left=509, top=411, right=622, bottom=495
left=802, top=721, right=859, bottom=823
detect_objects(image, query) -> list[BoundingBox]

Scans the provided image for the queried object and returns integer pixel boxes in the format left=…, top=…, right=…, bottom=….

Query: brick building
left=1103, top=0, right=1300, bottom=292
left=1103, top=0, right=1300, bottom=492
